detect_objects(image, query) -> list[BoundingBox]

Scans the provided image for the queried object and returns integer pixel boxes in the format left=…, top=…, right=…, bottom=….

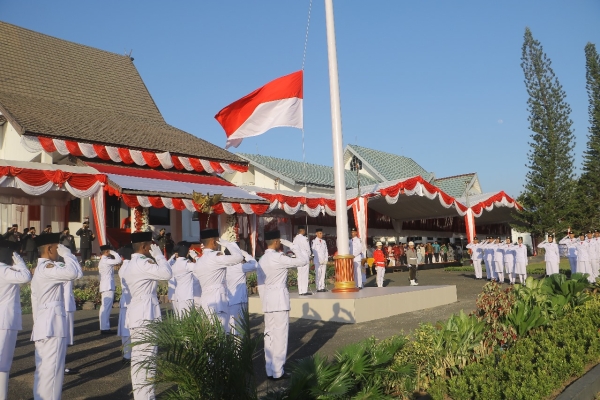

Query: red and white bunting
left=20, top=135, right=248, bottom=174
left=469, top=191, right=522, bottom=217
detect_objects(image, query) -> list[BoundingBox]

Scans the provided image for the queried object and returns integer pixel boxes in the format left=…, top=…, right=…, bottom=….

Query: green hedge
left=443, top=295, right=600, bottom=399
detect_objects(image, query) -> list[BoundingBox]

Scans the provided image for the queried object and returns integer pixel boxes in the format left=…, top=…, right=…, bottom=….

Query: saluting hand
left=57, top=244, right=71, bottom=257
left=189, top=250, right=198, bottom=259
left=149, top=244, right=164, bottom=259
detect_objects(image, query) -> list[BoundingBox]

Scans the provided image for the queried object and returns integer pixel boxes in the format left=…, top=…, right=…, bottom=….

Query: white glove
left=56, top=244, right=71, bottom=257
left=149, top=244, right=164, bottom=259
left=241, top=250, right=254, bottom=261
left=189, top=249, right=198, bottom=259
left=280, top=239, right=293, bottom=248
left=12, top=252, right=26, bottom=267
left=109, top=250, right=119, bottom=258
left=216, top=239, right=232, bottom=248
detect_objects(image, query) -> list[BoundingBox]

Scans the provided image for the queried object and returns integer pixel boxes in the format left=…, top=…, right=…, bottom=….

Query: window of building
left=148, top=207, right=170, bottom=226
left=68, top=198, right=81, bottom=222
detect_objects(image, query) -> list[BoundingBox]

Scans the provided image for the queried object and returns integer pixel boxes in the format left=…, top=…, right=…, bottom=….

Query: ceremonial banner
left=215, top=71, right=303, bottom=149
left=464, top=208, right=476, bottom=243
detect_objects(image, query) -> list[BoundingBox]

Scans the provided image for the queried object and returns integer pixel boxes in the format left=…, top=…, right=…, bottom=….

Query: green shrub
left=445, top=295, right=600, bottom=399
left=20, top=283, right=32, bottom=315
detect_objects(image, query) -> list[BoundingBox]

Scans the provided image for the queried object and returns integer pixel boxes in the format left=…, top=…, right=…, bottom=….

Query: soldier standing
left=293, top=226, right=311, bottom=295
left=98, top=245, right=122, bottom=333
left=538, top=234, right=560, bottom=276
left=559, top=230, right=578, bottom=275
left=121, top=231, right=172, bottom=399
left=76, top=221, right=95, bottom=263
left=513, top=237, right=528, bottom=284
left=311, top=228, right=329, bottom=292
left=30, top=233, right=81, bottom=400
left=466, top=237, right=484, bottom=279
left=0, top=239, right=31, bottom=398
left=349, top=227, right=363, bottom=289
left=258, top=230, right=308, bottom=380
left=574, top=232, right=593, bottom=283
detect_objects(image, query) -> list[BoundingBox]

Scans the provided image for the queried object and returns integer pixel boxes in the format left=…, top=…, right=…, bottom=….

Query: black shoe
left=100, top=330, right=113, bottom=334
left=300, top=292, right=313, bottom=296
left=268, top=372, right=291, bottom=381
left=317, top=289, right=327, bottom=292
left=64, top=368, right=72, bottom=375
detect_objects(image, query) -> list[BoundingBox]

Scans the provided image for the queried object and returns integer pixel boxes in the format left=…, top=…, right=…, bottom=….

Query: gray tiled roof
left=433, top=174, right=476, bottom=198
left=346, top=144, right=434, bottom=182
left=0, top=21, right=246, bottom=165
left=237, top=153, right=378, bottom=189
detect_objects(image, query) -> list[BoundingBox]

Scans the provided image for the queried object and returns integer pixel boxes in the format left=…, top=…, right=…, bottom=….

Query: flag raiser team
left=466, top=230, right=600, bottom=284
left=0, top=224, right=372, bottom=399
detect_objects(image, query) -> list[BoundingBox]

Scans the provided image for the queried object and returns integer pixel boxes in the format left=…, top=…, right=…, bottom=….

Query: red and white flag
left=215, top=70, right=303, bottom=149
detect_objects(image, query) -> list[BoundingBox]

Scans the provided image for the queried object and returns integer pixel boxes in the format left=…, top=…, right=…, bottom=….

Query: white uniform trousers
left=504, top=262, right=515, bottom=283
left=33, top=336, right=67, bottom=400
left=227, top=303, right=248, bottom=336
left=546, top=260, right=559, bottom=276
left=201, top=305, right=229, bottom=333
left=170, top=300, right=179, bottom=315
left=376, top=266, right=385, bottom=287
left=297, top=264, right=309, bottom=294
left=99, top=290, right=114, bottom=330
left=0, top=329, right=17, bottom=400
left=472, top=260, right=482, bottom=279
left=130, top=327, right=156, bottom=400
left=568, top=257, right=577, bottom=275
left=361, top=265, right=367, bottom=284
left=117, top=308, right=131, bottom=359
left=66, top=312, right=74, bottom=346
left=264, top=311, right=289, bottom=379
left=484, top=259, right=492, bottom=279
left=495, top=261, right=504, bottom=282
left=515, top=261, right=527, bottom=283
left=316, top=263, right=327, bottom=291
left=591, top=259, right=599, bottom=281
left=577, top=261, right=594, bottom=283
left=176, top=300, right=194, bottom=317
left=354, top=260, right=363, bottom=288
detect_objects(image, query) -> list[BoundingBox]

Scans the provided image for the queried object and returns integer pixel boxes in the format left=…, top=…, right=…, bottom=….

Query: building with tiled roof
left=433, top=173, right=481, bottom=198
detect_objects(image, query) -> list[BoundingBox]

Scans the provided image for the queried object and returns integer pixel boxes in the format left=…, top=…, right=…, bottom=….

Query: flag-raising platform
left=248, top=285, right=458, bottom=324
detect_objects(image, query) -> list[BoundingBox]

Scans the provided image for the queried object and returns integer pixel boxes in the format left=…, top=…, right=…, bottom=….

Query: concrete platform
left=248, top=285, right=458, bottom=324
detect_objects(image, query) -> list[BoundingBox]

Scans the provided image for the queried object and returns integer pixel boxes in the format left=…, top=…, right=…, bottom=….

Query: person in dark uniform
left=60, top=228, right=76, bottom=254
left=41, top=225, right=52, bottom=235
left=155, top=228, right=167, bottom=255
left=76, top=221, right=95, bottom=262
left=165, top=232, right=175, bottom=258
left=23, top=227, right=38, bottom=264
left=3, top=224, right=20, bottom=243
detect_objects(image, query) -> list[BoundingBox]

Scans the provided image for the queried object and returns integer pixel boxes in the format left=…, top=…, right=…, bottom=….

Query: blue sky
left=3, top=1, right=599, bottom=197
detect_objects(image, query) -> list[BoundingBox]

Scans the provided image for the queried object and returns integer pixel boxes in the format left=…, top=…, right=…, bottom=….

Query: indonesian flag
left=215, top=70, right=303, bottom=149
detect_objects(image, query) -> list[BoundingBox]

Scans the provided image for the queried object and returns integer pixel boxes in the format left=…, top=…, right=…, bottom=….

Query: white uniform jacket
left=192, top=248, right=243, bottom=314
left=118, top=260, right=131, bottom=309
left=258, top=246, right=309, bottom=313
left=492, top=243, right=504, bottom=264
left=292, top=234, right=311, bottom=263
left=227, top=259, right=257, bottom=306
left=501, top=243, right=515, bottom=265
left=31, top=257, right=80, bottom=341
left=538, top=240, right=560, bottom=262
left=513, top=244, right=528, bottom=265
left=171, top=257, right=197, bottom=303
left=0, top=258, right=32, bottom=330
left=349, top=237, right=363, bottom=261
left=574, top=240, right=591, bottom=261
left=591, top=238, right=600, bottom=260
left=311, top=238, right=329, bottom=266
left=466, top=243, right=484, bottom=260
left=62, top=253, right=83, bottom=313
left=559, top=236, right=578, bottom=258
left=482, top=243, right=495, bottom=263
left=98, top=252, right=122, bottom=293
left=123, top=253, right=172, bottom=329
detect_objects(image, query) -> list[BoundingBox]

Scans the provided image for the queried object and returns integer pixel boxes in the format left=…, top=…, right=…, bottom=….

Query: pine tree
left=573, top=43, right=600, bottom=229
left=513, top=28, right=576, bottom=239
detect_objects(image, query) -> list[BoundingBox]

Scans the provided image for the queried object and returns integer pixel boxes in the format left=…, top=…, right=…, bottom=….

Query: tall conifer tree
left=513, top=28, right=576, bottom=238
left=573, top=43, right=600, bottom=229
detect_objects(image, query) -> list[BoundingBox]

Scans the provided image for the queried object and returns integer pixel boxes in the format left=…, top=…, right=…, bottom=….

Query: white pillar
left=325, top=0, right=349, bottom=255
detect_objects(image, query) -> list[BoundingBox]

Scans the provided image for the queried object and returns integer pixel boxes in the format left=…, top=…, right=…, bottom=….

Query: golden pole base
left=332, top=254, right=359, bottom=293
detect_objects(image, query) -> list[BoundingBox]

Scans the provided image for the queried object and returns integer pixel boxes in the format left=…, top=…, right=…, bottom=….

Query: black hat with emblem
left=315, top=228, right=323, bottom=233
left=0, top=238, right=21, bottom=265
left=175, top=241, right=191, bottom=257
left=351, top=227, right=357, bottom=232
left=200, top=229, right=220, bottom=239
left=473, top=237, right=479, bottom=241
left=297, top=225, right=306, bottom=231
left=131, top=231, right=153, bottom=244
left=34, top=233, right=61, bottom=247
left=118, top=244, right=134, bottom=260
left=548, top=233, right=554, bottom=238
left=99, top=245, right=112, bottom=252
left=264, top=230, right=281, bottom=241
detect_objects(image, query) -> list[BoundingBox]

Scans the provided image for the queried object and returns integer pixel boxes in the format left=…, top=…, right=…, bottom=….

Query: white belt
left=203, top=284, right=224, bottom=292
left=129, top=294, right=155, bottom=304
left=265, top=285, right=286, bottom=290
left=41, top=301, right=64, bottom=309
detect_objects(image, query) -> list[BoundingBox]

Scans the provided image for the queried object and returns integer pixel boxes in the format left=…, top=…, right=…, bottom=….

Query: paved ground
left=9, top=267, right=499, bottom=399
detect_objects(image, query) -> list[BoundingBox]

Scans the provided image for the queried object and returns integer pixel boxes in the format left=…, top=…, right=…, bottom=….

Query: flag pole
left=324, top=0, right=356, bottom=292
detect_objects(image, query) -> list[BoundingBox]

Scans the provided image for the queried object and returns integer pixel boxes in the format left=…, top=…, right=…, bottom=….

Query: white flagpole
left=324, top=0, right=349, bottom=256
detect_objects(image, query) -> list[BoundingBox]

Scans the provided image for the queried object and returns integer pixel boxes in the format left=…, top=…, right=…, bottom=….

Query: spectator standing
left=76, top=221, right=95, bottom=262
left=41, top=225, right=52, bottom=235
left=60, top=228, right=76, bottom=254
left=3, top=224, right=20, bottom=243
left=440, top=243, right=448, bottom=262
left=393, top=243, right=402, bottom=266
left=416, top=244, right=423, bottom=265
left=447, top=245, right=455, bottom=262
left=164, top=233, right=175, bottom=258
left=23, top=227, right=37, bottom=264
left=432, top=241, right=441, bottom=263
left=406, top=241, right=419, bottom=286
left=425, top=242, right=433, bottom=264
left=154, top=228, right=167, bottom=255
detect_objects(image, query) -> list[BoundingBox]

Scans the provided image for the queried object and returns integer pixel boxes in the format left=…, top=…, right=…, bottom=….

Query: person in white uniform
left=30, top=233, right=81, bottom=400
left=169, top=242, right=198, bottom=316
left=122, top=231, right=172, bottom=400
left=501, top=236, right=516, bottom=285
left=62, top=242, right=83, bottom=375
left=537, top=234, right=560, bottom=276
left=574, top=232, right=593, bottom=282
left=292, top=226, right=312, bottom=295
left=98, top=245, right=122, bottom=333
left=349, top=227, right=364, bottom=289
left=513, top=237, right=528, bottom=284
left=591, top=230, right=600, bottom=281
left=490, top=237, right=505, bottom=283
left=191, top=229, right=244, bottom=333
left=0, top=239, right=31, bottom=399
left=116, top=245, right=133, bottom=364
left=584, top=230, right=598, bottom=281
left=559, top=230, right=578, bottom=275
left=311, top=228, right=329, bottom=292
left=258, top=230, right=308, bottom=381
left=466, top=237, right=484, bottom=279
left=482, top=237, right=496, bottom=281
left=225, top=243, right=257, bottom=335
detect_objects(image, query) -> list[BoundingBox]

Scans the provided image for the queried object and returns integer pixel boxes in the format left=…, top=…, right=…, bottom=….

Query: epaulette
left=146, top=259, right=156, bottom=264
left=216, top=252, right=223, bottom=256
left=45, top=263, right=55, bottom=269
